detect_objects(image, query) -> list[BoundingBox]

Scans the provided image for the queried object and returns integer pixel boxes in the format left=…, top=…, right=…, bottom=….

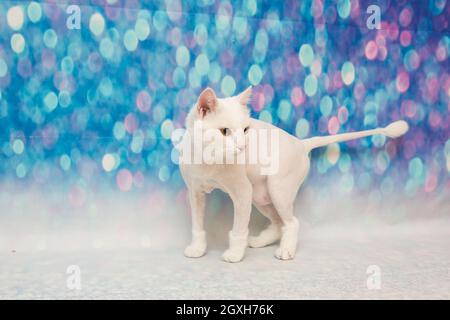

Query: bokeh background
left=0, top=0, right=449, bottom=300
left=0, top=0, right=448, bottom=250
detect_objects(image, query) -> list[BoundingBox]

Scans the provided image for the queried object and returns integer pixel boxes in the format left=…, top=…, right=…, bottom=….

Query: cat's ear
left=197, top=87, right=217, bottom=118
left=236, top=86, right=253, bottom=106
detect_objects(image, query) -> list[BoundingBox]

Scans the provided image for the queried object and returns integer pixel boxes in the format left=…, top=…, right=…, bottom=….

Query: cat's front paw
left=274, top=246, right=295, bottom=260
left=222, top=248, right=245, bottom=263
left=184, top=243, right=206, bottom=258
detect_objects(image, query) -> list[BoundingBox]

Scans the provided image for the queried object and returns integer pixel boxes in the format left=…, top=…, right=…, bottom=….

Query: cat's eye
left=244, top=126, right=250, bottom=133
left=220, top=128, right=231, bottom=136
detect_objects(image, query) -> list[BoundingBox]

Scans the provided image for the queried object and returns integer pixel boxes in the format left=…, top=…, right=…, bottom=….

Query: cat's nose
left=237, top=144, right=246, bottom=151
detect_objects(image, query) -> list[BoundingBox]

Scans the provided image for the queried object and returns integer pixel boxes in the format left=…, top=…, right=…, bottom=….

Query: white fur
left=180, top=87, right=409, bottom=262
left=383, top=120, right=409, bottom=138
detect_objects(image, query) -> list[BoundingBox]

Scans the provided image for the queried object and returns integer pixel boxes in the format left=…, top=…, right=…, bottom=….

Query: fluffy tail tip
left=383, top=120, right=409, bottom=138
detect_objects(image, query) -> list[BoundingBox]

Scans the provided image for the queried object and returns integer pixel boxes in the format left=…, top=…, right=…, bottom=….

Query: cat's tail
left=302, top=120, right=409, bottom=152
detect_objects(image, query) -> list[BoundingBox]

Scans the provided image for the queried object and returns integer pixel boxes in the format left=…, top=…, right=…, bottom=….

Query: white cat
left=179, top=86, right=409, bottom=263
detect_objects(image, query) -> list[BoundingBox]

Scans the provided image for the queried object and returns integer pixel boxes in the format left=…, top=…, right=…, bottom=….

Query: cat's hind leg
left=267, top=161, right=309, bottom=260
left=270, top=201, right=299, bottom=260
left=248, top=204, right=282, bottom=248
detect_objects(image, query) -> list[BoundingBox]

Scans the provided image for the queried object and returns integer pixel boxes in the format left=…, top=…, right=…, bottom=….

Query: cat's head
left=186, top=86, right=252, bottom=160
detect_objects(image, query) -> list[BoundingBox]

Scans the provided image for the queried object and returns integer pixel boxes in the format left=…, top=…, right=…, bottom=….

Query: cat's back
left=249, top=118, right=302, bottom=146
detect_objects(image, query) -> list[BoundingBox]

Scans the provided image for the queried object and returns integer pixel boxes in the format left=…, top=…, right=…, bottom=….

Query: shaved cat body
left=179, top=87, right=409, bottom=262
